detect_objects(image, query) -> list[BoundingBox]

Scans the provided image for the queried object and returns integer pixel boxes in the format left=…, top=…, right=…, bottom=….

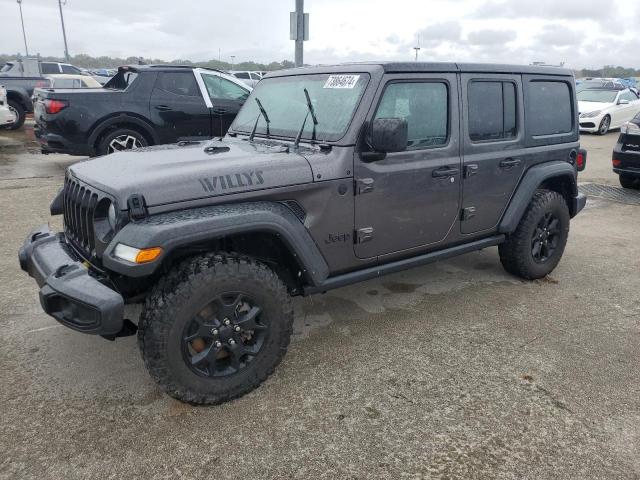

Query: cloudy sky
left=1, top=0, right=639, bottom=68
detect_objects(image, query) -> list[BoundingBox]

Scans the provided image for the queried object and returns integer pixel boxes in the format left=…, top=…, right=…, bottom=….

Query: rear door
left=149, top=71, right=211, bottom=142
left=460, top=74, right=525, bottom=234
left=198, top=72, right=250, bottom=137
left=354, top=73, right=461, bottom=258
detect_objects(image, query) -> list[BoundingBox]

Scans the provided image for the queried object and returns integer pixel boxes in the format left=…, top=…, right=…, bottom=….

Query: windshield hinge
left=127, top=194, right=148, bottom=220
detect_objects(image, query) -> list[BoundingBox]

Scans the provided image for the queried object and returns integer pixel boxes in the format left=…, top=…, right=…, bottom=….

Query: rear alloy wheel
left=619, top=174, right=640, bottom=189
left=597, top=115, right=610, bottom=135
left=98, top=128, right=148, bottom=156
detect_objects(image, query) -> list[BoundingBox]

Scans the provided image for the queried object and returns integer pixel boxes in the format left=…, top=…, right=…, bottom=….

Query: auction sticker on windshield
left=324, top=75, right=360, bottom=89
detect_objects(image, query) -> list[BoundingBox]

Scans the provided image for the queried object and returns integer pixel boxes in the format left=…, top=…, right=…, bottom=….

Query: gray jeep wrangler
left=19, top=63, right=587, bottom=404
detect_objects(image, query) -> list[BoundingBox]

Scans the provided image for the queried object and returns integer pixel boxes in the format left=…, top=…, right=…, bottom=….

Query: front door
left=354, top=74, right=461, bottom=259
left=199, top=72, right=250, bottom=137
left=149, top=71, right=211, bottom=142
left=460, top=74, right=525, bottom=234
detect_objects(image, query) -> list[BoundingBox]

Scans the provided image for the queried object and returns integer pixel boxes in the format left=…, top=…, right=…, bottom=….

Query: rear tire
left=499, top=189, right=570, bottom=280
left=138, top=253, right=294, bottom=405
left=619, top=174, right=639, bottom=189
left=6, top=100, right=25, bottom=130
left=97, top=128, right=148, bottom=156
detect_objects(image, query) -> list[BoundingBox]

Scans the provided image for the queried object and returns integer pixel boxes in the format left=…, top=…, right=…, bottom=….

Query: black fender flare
left=101, top=201, right=330, bottom=286
left=499, top=161, right=580, bottom=234
left=88, top=114, right=160, bottom=151
left=7, top=89, right=31, bottom=111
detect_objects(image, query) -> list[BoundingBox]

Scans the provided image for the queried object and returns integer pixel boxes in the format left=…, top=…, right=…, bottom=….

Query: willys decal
left=199, top=171, right=264, bottom=193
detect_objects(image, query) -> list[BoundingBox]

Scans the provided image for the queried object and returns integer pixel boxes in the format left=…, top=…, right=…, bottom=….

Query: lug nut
left=214, top=341, right=222, bottom=348
left=229, top=339, right=236, bottom=345
left=223, top=318, right=231, bottom=326
left=211, top=328, right=218, bottom=335
left=234, top=326, right=241, bottom=332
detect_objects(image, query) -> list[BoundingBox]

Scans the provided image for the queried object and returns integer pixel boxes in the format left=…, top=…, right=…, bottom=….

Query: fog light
left=612, top=158, right=622, bottom=167
left=114, top=244, right=162, bottom=264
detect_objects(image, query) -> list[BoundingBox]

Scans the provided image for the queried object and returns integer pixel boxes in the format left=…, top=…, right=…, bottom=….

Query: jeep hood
left=68, top=138, right=313, bottom=208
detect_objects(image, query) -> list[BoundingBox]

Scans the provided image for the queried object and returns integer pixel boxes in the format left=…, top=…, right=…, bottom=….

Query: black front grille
left=63, top=177, right=99, bottom=258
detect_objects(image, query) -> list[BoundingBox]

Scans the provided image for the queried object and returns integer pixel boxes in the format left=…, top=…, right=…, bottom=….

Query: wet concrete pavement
left=1, top=127, right=639, bottom=479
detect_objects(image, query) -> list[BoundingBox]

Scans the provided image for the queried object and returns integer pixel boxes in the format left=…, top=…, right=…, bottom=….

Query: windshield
left=231, top=73, right=370, bottom=142
left=577, top=89, right=618, bottom=103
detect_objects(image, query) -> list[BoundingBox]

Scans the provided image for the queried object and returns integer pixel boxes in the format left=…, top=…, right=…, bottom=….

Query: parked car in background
left=33, top=65, right=251, bottom=156
left=577, top=79, right=625, bottom=92
left=1, top=59, right=86, bottom=77
left=0, top=86, right=16, bottom=128
left=578, top=88, right=640, bottom=135
left=0, top=76, right=51, bottom=129
left=229, top=71, right=262, bottom=87
left=44, top=74, right=102, bottom=89
left=612, top=113, right=640, bottom=189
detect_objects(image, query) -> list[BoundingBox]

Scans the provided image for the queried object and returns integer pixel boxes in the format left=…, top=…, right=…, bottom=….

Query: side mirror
left=618, top=99, right=630, bottom=105
left=369, top=117, right=408, bottom=153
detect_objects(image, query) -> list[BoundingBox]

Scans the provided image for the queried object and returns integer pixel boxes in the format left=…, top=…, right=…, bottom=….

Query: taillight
left=576, top=149, right=587, bottom=172
left=44, top=99, right=68, bottom=114
left=612, top=158, right=622, bottom=167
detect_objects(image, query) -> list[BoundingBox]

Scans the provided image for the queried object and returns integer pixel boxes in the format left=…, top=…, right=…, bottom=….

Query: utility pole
left=290, top=0, right=309, bottom=67
left=413, top=46, right=420, bottom=61
left=58, top=0, right=70, bottom=61
left=17, top=0, right=29, bottom=56
left=230, top=55, right=235, bottom=70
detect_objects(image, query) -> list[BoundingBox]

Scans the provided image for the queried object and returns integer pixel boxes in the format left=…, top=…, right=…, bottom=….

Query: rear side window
left=528, top=81, right=573, bottom=136
left=156, top=72, right=200, bottom=96
left=374, top=82, right=448, bottom=150
left=41, top=63, right=59, bottom=74
left=468, top=81, right=517, bottom=142
left=61, top=64, right=81, bottom=74
left=104, top=71, right=138, bottom=90
left=234, top=72, right=250, bottom=79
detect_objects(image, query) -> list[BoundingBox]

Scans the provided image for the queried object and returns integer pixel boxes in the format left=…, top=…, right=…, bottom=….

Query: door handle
left=499, top=158, right=521, bottom=169
left=432, top=166, right=460, bottom=178
left=154, top=105, right=172, bottom=111
left=212, top=108, right=227, bottom=114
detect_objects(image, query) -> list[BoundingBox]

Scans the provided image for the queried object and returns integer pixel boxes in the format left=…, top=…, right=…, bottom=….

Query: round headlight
left=107, top=203, right=117, bottom=230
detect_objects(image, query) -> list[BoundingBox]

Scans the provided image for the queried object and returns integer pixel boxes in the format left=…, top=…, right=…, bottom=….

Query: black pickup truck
left=33, top=65, right=251, bottom=157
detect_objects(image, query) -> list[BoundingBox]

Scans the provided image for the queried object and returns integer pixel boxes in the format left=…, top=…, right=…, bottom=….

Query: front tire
left=597, top=115, right=610, bottom=135
left=138, top=253, right=293, bottom=405
left=97, top=128, right=148, bottom=156
left=499, top=189, right=570, bottom=280
left=619, top=174, right=639, bottom=189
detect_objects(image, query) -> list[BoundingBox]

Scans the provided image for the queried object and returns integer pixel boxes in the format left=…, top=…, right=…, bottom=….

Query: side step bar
left=303, top=235, right=505, bottom=295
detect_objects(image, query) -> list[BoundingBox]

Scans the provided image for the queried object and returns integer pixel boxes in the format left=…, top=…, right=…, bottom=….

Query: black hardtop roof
left=118, top=64, right=226, bottom=74
left=265, top=62, right=574, bottom=78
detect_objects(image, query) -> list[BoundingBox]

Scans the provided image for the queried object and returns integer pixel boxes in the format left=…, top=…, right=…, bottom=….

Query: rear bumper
left=18, top=225, right=124, bottom=335
left=33, top=124, right=90, bottom=156
left=613, top=167, right=640, bottom=178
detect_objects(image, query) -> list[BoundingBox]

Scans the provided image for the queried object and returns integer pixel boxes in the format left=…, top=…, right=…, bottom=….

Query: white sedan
left=578, top=88, right=640, bottom=135
left=0, top=85, right=16, bottom=127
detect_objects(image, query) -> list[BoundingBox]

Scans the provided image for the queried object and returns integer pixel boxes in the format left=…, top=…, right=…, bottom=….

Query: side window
left=156, top=72, right=200, bottom=97
left=528, top=81, right=572, bottom=136
left=234, top=72, right=250, bottom=79
left=40, top=63, right=59, bottom=74
left=201, top=74, right=250, bottom=101
left=374, top=82, right=448, bottom=150
left=621, top=91, right=636, bottom=102
left=468, top=81, right=517, bottom=142
left=61, top=64, right=80, bottom=74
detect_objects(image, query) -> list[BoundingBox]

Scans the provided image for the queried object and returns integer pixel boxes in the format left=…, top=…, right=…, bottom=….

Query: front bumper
left=0, top=106, right=15, bottom=126
left=18, top=225, right=124, bottom=335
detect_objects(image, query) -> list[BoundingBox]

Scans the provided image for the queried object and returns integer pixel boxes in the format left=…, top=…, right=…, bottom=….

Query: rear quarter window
left=528, top=81, right=573, bottom=136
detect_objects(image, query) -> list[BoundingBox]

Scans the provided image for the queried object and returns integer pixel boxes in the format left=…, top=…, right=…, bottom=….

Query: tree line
left=0, top=53, right=295, bottom=72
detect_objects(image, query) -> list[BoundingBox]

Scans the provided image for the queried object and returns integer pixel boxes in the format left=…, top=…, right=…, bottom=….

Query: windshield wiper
left=294, top=88, right=319, bottom=149
left=249, top=97, right=270, bottom=141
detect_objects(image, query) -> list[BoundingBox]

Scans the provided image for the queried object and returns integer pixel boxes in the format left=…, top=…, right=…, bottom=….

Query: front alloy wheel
left=181, top=293, right=268, bottom=377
